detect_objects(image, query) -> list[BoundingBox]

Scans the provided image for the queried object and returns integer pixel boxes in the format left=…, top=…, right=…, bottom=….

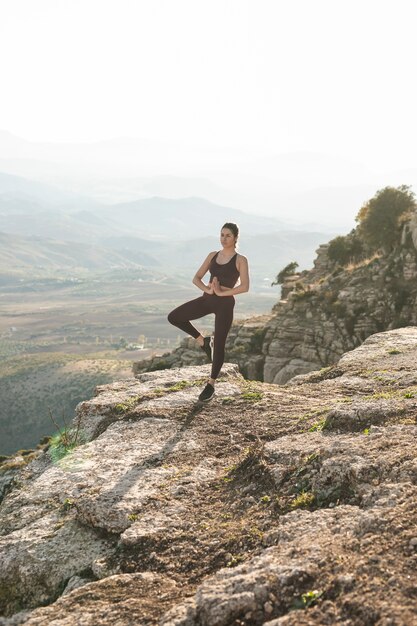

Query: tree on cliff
left=271, top=261, right=299, bottom=287
left=327, top=230, right=364, bottom=266
left=355, top=185, right=416, bottom=251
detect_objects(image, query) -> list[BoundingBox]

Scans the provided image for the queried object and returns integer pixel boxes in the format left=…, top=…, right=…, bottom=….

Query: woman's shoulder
left=236, top=252, right=248, bottom=263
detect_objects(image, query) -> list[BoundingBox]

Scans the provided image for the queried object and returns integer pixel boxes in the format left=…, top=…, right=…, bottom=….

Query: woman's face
left=220, top=228, right=236, bottom=248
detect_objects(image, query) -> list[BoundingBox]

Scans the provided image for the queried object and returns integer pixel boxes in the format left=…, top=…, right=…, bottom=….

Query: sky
left=1, top=0, right=417, bottom=171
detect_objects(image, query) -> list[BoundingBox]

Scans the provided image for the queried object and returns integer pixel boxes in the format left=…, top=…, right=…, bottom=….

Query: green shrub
left=356, top=185, right=416, bottom=251
left=148, top=359, right=170, bottom=371
left=327, top=230, right=364, bottom=265
left=250, top=327, right=266, bottom=351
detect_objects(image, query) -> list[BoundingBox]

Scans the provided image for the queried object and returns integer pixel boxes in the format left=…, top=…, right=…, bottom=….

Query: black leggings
left=167, top=293, right=235, bottom=380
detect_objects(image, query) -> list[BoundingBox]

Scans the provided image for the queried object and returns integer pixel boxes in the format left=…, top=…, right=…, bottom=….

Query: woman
left=167, top=222, right=250, bottom=402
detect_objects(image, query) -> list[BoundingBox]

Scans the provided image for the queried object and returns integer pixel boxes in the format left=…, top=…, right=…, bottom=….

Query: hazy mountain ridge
left=0, top=209, right=136, bottom=245
left=0, top=170, right=100, bottom=212
left=0, top=227, right=331, bottom=278
left=0, top=231, right=160, bottom=271
left=3, top=129, right=414, bottom=230
left=0, top=168, right=316, bottom=239
left=99, top=196, right=290, bottom=240
left=0, top=169, right=333, bottom=276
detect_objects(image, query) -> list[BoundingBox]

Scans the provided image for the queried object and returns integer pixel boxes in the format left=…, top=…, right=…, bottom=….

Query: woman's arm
left=213, top=255, right=250, bottom=297
left=192, top=251, right=217, bottom=294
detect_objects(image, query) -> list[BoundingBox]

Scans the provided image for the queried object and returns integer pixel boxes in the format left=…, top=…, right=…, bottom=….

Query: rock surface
left=0, top=330, right=417, bottom=624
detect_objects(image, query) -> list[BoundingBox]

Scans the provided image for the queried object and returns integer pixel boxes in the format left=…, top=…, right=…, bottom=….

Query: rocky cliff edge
left=0, top=328, right=417, bottom=625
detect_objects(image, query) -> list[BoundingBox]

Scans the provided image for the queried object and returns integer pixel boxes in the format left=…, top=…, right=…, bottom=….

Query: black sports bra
left=209, top=251, right=240, bottom=288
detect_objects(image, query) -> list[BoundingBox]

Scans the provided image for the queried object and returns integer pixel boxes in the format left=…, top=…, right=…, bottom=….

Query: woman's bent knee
left=167, top=310, right=177, bottom=325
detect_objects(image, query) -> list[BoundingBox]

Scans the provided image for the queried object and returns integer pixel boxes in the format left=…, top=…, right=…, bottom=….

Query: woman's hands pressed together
left=212, top=277, right=223, bottom=296
left=204, top=278, right=225, bottom=296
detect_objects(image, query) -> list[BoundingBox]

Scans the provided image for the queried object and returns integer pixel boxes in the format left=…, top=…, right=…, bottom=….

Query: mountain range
left=3, top=129, right=414, bottom=231
left=0, top=169, right=334, bottom=279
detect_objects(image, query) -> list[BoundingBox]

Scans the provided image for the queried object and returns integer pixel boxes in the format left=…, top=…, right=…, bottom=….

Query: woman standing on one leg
left=167, top=222, right=250, bottom=402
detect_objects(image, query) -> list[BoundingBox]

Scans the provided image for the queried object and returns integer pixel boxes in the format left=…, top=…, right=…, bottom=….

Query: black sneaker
left=198, top=383, right=215, bottom=402
left=200, top=336, right=213, bottom=362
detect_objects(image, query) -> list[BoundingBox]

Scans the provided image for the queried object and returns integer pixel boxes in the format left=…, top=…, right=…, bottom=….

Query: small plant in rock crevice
left=242, top=391, right=263, bottom=402
left=47, top=408, right=85, bottom=463
left=114, top=395, right=142, bottom=414
left=290, top=490, right=316, bottom=509
left=221, top=396, right=236, bottom=405
left=309, top=418, right=327, bottom=432
left=61, top=498, right=75, bottom=512
left=293, top=589, right=324, bottom=609
left=260, top=495, right=271, bottom=504
left=226, top=553, right=245, bottom=568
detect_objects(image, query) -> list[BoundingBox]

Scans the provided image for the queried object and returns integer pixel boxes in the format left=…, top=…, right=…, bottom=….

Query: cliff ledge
left=0, top=328, right=417, bottom=625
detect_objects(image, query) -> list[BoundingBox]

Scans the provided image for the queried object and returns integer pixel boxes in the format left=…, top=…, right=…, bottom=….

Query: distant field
left=0, top=270, right=277, bottom=348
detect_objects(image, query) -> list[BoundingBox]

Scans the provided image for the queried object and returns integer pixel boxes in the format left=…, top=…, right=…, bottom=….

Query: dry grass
left=345, top=252, right=382, bottom=272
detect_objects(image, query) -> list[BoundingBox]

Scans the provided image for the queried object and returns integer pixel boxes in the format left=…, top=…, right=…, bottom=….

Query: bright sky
left=1, top=0, right=417, bottom=170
